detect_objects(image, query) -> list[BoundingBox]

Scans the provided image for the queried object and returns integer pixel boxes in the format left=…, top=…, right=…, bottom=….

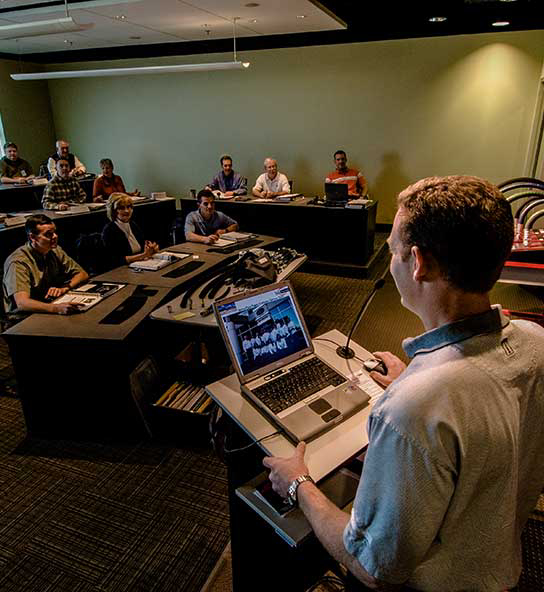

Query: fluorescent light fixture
left=492, top=20, right=510, bottom=27
left=0, top=16, right=92, bottom=40
left=429, top=16, right=447, bottom=23
left=11, top=61, right=251, bottom=81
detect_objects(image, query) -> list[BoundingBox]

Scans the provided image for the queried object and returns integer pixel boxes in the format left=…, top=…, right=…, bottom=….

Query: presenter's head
left=3, top=142, right=18, bottom=162
left=25, top=214, right=57, bottom=254
left=334, top=150, right=348, bottom=173
left=56, top=158, right=71, bottom=179
left=389, top=175, right=513, bottom=319
left=197, top=189, right=216, bottom=220
left=107, top=192, right=134, bottom=223
left=220, top=155, right=233, bottom=177
left=264, top=158, right=278, bottom=180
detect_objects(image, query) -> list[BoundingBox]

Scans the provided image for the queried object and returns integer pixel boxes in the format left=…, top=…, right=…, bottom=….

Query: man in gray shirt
left=3, top=214, right=88, bottom=316
left=184, top=189, right=238, bottom=245
left=264, top=176, right=544, bottom=591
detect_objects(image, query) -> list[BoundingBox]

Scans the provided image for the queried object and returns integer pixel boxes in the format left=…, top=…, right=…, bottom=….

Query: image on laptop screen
left=215, top=284, right=310, bottom=376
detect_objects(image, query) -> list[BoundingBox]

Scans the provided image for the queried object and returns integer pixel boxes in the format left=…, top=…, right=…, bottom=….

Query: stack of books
left=153, top=381, right=212, bottom=414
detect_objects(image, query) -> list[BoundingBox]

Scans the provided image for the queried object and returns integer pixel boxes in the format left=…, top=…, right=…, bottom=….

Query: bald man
left=252, top=158, right=290, bottom=198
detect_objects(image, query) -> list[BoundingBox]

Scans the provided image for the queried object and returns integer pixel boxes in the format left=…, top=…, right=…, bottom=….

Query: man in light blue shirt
left=184, top=189, right=238, bottom=245
left=264, top=176, right=544, bottom=591
left=207, top=155, right=247, bottom=197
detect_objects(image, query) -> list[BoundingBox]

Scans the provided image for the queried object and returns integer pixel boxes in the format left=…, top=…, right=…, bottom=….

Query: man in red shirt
left=325, top=150, right=367, bottom=197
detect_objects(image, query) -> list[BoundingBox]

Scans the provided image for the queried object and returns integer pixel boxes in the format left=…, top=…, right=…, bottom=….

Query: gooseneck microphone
left=336, top=278, right=385, bottom=359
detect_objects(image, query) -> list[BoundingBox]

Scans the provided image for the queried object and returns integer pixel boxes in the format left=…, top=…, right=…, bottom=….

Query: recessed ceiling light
left=429, top=16, right=447, bottom=23
left=245, top=3, right=259, bottom=7
left=492, top=20, right=510, bottom=27
left=250, top=19, right=258, bottom=23
left=499, top=0, right=517, bottom=3
left=114, top=15, right=127, bottom=21
left=296, top=15, right=307, bottom=19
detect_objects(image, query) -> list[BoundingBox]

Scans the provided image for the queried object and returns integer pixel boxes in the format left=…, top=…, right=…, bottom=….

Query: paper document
left=54, top=282, right=126, bottom=311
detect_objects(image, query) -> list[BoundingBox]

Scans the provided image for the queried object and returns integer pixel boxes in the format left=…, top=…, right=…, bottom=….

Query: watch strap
left=287, top=474, right=314, bottom=506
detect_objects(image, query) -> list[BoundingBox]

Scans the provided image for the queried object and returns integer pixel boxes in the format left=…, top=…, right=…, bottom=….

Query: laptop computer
left=214, top=281, right=370, bottom=443
left=324, top=182, right=349, bottom=205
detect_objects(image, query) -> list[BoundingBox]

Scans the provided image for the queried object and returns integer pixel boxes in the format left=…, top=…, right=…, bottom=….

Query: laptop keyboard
left=253, top=357, right=345, bottom=414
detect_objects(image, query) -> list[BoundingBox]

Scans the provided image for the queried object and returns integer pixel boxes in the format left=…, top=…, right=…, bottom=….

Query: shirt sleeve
left=209, top=174, right=220, bottom=191
left=3, top=260, right=32, bottom=298
left=47, top=158, right=56, bottom=179
left=279, top=174, right=290, bottom=193
left=74, top=155, right=86, bottom=173
left=343, top=413, right=455, bottom=584
left=184, top=212, right=198, bottom=236
left=77, top=182, right=87, bottom=203
left=42, top=183, right=59, bottom=210
left=233, top=174, right=247, bottom=195
left=92, top=177, right=102, bottom=198
left=217, top=211, right=237, bottom=229
left=56, top=247, right=84, bottom=279
left=253, top=174, right=264, bottom=192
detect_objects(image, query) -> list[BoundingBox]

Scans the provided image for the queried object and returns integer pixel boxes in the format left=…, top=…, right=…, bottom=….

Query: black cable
left=223, top=430, right=282, bottom=454
left=337, top=276, right=386, bottom=360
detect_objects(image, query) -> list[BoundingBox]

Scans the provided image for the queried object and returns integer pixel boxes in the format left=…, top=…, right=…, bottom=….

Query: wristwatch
left=286, top=474, right=315, bottom=506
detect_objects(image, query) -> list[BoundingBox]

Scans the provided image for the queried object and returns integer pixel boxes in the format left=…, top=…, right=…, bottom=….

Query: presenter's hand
left=263, top=442, right=309, bottom=498
left=205, top=234, right=219, bottom=245
left=58, top=203, right=69, bottom=211
left=369, top=351, right=406, bottom=388
left=216, top=228, right=226, bottom=236
left=52, top=302, right=83, bottom=315
left=93, top=196, right=104, bottom=203
left=46, top=286, right=69, bottom=299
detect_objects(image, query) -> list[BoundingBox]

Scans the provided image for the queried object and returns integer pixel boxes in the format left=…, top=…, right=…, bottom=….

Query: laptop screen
left=215, top=283, right=312, bottom=380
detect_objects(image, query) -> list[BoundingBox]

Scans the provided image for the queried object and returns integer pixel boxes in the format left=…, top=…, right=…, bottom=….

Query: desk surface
left=4, top=284, right=170, bottom=340
left=206, top=329, right=384, bottom=482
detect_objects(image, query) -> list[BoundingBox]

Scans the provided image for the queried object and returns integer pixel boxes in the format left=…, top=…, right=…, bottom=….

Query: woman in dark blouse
left=102, top=193, right=158, bottom=268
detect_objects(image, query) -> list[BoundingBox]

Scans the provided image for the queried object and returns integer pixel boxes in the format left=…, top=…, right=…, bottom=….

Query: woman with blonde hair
left=102, top=193, right=158, bottom=268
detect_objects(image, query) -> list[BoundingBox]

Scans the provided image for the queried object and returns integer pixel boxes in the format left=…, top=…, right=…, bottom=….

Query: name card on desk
left=4, top=216, right=26, bottom=227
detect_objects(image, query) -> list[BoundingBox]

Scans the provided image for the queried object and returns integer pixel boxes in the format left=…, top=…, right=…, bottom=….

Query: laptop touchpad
left=309, top=399, right=332, bottom=414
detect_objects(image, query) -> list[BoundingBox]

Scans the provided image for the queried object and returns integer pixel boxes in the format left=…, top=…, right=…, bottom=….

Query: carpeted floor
left=0, top=392, right=230, bottom=592
left=1, top=247, right=543, bottom=592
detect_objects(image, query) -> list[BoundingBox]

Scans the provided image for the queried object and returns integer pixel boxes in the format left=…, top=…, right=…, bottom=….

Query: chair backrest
left=288, top=180, right=294, bottom=193
left=75, top=232, right=107, bottom=276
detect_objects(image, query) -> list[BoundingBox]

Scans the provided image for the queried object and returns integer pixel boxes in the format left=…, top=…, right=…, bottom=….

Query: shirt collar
left=402, top=305, right=509, bottom=358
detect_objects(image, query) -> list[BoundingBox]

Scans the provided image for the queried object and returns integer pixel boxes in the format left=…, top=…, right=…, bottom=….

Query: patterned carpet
left=0, top=393, right=229, bottom=592
left=1, top=246, right=543, bottom=591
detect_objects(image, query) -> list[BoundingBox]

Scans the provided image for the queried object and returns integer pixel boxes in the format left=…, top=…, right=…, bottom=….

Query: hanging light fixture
left=11, top=16, right=250, bottom=81
left=0, top=0, right=92, bottom=40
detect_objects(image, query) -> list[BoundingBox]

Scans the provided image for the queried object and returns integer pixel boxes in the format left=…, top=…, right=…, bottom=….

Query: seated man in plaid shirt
left=42, top=158, right=87, bottom=211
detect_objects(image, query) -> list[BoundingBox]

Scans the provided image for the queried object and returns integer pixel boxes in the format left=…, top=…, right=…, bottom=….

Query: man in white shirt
left=252, top=158, right=290, bottom=198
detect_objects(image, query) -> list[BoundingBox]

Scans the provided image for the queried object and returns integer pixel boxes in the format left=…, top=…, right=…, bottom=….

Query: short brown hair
left=397, top=175, right=513, bottom=293
left=106, top=192, right=133, bottom=221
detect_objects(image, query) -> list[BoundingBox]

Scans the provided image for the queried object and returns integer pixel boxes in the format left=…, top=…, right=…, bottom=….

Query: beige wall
left=0, top=59, right=56, bottom=170
left=43, top=30, right=544, bottom=222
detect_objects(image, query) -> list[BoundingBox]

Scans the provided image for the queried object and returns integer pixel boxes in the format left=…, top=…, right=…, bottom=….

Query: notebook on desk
left=214, top=281, right=370, bottom=443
